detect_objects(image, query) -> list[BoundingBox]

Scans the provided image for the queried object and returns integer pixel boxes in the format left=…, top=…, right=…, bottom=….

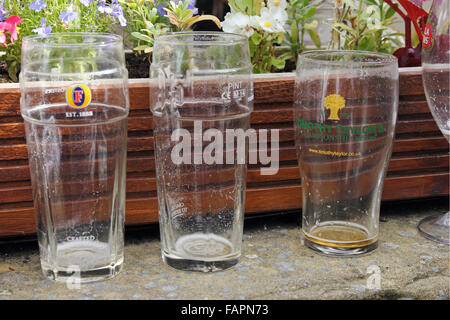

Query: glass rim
left=22, top=32, right=123, bottom=48
left=298, top=50, right=398, bottom=67
left=154, top=31, right=248, bottom=46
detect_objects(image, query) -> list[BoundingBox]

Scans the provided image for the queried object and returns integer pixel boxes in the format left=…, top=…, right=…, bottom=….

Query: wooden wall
left=0, top=68, right=448, bottom=237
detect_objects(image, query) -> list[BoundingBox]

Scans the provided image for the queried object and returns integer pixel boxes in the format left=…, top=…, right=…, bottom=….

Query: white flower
left=248, top=15, right=260, bottom=30
left=222, top=0, right=288, bottom=36
left=222, top=12, right=254, bottom=37
left=267, top=0, right=288, bottom=24
left=267, top=0, right=289, bottom=25
left=258, top=7, right=285, bottom=33
left=363, top=5, right=386, bottom=31
left=268, top=0, right=288, bottom=11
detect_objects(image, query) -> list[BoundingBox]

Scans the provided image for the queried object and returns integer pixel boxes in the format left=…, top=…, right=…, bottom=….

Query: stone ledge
left=0, top=198, right=448, bottom=300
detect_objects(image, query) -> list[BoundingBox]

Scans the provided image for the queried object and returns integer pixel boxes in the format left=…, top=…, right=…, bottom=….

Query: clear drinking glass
left=20, top=33, right=129, bottom=282
left=418, top=0, right=450, bottom=244
left=150, top=32, right=252, bottom=272
left=294, top=50, right=399, bottom=256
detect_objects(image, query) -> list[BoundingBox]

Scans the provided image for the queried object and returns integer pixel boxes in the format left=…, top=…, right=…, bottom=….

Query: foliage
left=222, top=0, right=290, bottom=73
left=120, top=0, right=221, bottom=58
left=0, top=0, right=124, bottom=81
left=281, top=0, right=323, bottom=65
left=328, top=0, right=403, bottom=53
left=164, top=0, right=220, bottom=31
left=0, top=0, right=415, bottom=81
left=119, top=0, right=167, bottom=55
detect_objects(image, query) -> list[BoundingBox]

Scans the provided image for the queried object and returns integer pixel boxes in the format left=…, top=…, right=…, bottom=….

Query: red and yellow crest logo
left=66, top=84, right=92, bottom=109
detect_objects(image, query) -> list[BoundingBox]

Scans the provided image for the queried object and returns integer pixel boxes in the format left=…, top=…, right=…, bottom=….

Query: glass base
left=302, top=234, right=378, bottom=257
left=417, top=212, right=450, bottom=245
left=161, top=233, right=241, bottom=272
left=162, top=253, right=240, bottom=272
left=302, top=223, right=378, bottom=257
left=41, top=260, right=123, bottom=284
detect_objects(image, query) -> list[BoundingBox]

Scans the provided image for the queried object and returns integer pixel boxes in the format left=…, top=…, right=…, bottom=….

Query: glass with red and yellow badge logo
left=294, top=50, right=399, bottom=256
left=20, top=33, right=129, bottom=283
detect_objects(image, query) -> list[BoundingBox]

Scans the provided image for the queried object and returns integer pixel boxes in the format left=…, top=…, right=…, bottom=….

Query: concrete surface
left=0, top=198, right=449, bottom=300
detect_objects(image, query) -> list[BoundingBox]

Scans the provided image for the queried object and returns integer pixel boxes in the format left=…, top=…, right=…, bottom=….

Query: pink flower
left=0, top=15, right=24, bottom=47
left=0, top=33, right=6, bottom=47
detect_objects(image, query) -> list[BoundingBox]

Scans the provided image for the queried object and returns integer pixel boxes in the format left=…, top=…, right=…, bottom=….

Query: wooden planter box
left=0, top=67, right=448, bottom=237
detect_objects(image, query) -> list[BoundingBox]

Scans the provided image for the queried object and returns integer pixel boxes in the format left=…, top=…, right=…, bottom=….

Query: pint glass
left=20, top=33, right=129, bottom=282
left=418, top=0, right=450, bottom=244
left=294, top=50, right=398, bottom=256
left=150, top=32, right=252, bottom=271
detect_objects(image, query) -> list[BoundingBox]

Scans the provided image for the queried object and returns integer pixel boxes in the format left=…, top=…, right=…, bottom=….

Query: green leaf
left=304, top=20, right=318, bottom=30
left=304, top=7, right=316, bottom=18
left=180, top=10, right=194, bottom=21
left=299, top=0, right=309, bottom=7
left=7, top=61, right=19, bottom=82
left=253, top=66, right=263, bottom=74
left=250, top=32, right=263, bottom=45
left=385, top=6, right=397, bottom=19
left=284, top=30, right=293, bottom=43
left=333, top=23, right=356, bottom=34
left=271, top=56, right=285, bottom=70
left=384, top=33, right=404, bottom=37
left=363, top=0, right=378, bottom=5
left=358, top=36, right=376, bottom=51
left=249, top=0, right=262, bottom=15
left=140, top=28, right=157, bottom=35
left=277, top=52, right=293, bottom=61
left=276, top=32, right=285, bottom=45
left=131, top=32, right=153, bottom=43
left=290, top=42, right=299, bottom=55
left=227, top=0, right=239, bottom=13
left=262, top=55, right=271, bottom=71
left=306, top=29, right=321, bottom=48
left=290, top=22, right=299, bottom=44
left=134, top=45, right=152, bottom=51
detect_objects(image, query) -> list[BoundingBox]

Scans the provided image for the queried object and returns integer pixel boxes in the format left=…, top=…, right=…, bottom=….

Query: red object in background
left=394, top=46, right=422, bottom=67
left=422, top=24, right=432, bottom=48
left=383, top=0, right=429, bottom=67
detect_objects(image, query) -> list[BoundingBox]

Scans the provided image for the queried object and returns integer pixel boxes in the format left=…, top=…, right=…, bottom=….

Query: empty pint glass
left=20, top=33, right=129, bottom=282
left=294, top=51, right=398, bottom=256
left=150, top=32, right=252, bottom=271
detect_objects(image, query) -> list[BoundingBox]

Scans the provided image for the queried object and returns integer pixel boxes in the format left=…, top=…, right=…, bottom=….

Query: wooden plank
left=0, top=134, right=447, bottom=184
left=398, top=69, right=424, bottom=96
left=0, top=171, right=447, bottom=237
left=0, top=155, right=155, bottom=183
left=0, top=114, right=434, bottom=143
left=397, top=100, right=433, bottom=116
left=392, top=136, right=449, bottom=153
left=0, top=197, right=159, bottom=237
left=0, top=153, right=447, bottom=204
left=0, top=99, right=434, bottom=129
left=395, top=118, right=439, bottom=134
left=0, top=68, right=427, bottom=115
left=0, top=117, right=445, bottom=161
left=0, top=135, right=155, bottom=160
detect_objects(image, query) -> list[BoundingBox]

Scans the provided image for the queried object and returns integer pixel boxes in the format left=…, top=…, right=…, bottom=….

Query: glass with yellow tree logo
left=294, top=50, right=398, bottom=256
